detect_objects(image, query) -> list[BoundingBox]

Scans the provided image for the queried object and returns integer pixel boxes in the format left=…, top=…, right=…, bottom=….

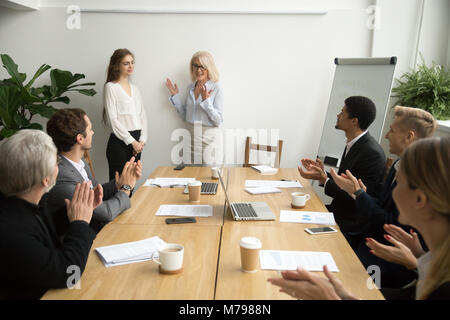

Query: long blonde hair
left=401, top=136, right=450, bottom=299
left=190, top=51, right=219, bottom=82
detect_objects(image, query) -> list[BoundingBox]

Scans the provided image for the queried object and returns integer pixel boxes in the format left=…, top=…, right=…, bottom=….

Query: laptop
left=218, top=169, right=276, bottom=221
left=183, top=182, right=218, bottom=195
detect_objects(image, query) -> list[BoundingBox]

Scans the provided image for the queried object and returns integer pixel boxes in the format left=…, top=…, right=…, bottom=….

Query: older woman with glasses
left=165, top=51, right=223, bottom=166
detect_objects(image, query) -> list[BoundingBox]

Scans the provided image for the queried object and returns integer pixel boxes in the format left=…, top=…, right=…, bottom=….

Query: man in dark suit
left=0, top=130, right=96, bottom=299
left=298, top=96, right=385, bottom=245
left=329, top=106, right=436, bottom=291
left=45, top=108, right=142, bottom=238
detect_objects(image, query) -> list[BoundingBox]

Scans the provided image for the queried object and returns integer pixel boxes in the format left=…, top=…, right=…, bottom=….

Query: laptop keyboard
left=202, top=182, right=218, bottom=194
left=233, top=203, right=258, bottom=218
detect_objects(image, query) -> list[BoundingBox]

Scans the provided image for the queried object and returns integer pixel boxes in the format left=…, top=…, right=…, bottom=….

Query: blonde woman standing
left=103, top=48, right=148, bottom=181
left=166, top=51, right=223, bottom=166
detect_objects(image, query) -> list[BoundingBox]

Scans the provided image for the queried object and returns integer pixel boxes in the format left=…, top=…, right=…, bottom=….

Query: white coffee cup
left=153, top=243, right=184, bottom=274
left=291, top=192, right=311, bottom=209
left=211, top=167, right=222, bottom=179
left=240, top=237, right=262, bottom=273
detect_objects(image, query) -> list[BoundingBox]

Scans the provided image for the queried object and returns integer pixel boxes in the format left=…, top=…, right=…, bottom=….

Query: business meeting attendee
left=269, top=136, right=450, bottom=300
left=0, top=130, right=97, bottom=299
left=103, top=48, right=148, bottom=181
left=46, top=108, right=142, bottom=237
left=165, top=51, right=224, bottom=166
left=298, top=96, right=385, bottom=244
left=329, top=106, right=436, bottom=292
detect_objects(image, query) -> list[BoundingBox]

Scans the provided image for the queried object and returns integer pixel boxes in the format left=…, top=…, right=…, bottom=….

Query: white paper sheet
left=280, top=210, right=337, bottom=225
left=95, top=236, right=166, bottom=268
left=143, top=177, right=195, bottom=187
left=251, top=165, right=278, bottom=174
left=245, top=186, right=281, bottom=195
left=155, top=205, right=213, bottom=217
left=245, top=180, right=303, bottom=188
left=259, top=250, right=339, bottom=272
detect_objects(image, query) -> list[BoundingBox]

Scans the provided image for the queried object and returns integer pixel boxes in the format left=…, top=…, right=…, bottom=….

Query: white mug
left=153, top=243, right=184, bottom=274
left=291, top=192, right=311, bottom=208
left=211, top=167, right=222, bottom=179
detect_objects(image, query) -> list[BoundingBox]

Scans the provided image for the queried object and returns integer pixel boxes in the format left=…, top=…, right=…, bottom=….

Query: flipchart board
left=317, top=57, right=397, bottom=167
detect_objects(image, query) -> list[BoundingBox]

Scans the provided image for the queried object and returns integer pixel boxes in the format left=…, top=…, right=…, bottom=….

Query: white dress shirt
left=169, top=80, right=224, bottom=127
left=344, top=130, right=368, bottom=157
left=63, top=156, right=90, bottom=183
left=104, top=82, right=148, bottom=145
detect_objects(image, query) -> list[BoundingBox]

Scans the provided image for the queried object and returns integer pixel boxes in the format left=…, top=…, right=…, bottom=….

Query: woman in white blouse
left=165, top=51, right=223, bottom=166
left=103, top=48, right=148, bottom=181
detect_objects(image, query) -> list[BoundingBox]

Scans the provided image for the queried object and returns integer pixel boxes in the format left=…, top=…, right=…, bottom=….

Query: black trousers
left=106, top=130, right=141, bottom=181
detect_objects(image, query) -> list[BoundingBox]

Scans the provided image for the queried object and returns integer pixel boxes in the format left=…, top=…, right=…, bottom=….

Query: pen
left=280, top=179, right=297, bottom=182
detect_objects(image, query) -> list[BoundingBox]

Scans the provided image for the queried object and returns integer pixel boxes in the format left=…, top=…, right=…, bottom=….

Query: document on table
left=245, top=186, right=281, bottom=195
left=259, top=250, right=339, bottom=272
left=95, top=236, right=166, bottom=268
left=143, top=177, right=195, bottom=187
left=251, top=165, right=278, bottom=175
left=155, top=205, right=213, bottom=217
left=280, top=210, right=337, bottom=225
left=245, top=180, right=303, bottom=188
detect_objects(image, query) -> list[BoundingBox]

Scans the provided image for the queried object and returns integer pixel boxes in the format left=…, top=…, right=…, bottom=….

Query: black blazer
left=324, top=132, right=386, bottom=233
left=0, top=195, right=96, bottom=299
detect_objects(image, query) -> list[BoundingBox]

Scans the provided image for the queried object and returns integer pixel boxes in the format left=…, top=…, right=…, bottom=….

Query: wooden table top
left=42, top=166, right=384, bottom=300
left=42, top=223, right=221, bottom=300
left=113, top=166, right=227, bottom=226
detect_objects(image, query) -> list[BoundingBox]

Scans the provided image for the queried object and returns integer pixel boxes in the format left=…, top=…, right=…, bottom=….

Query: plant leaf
left=69, top=88, right=97, bottom=96
left=0, top=54, right=26, bottom=86
left=25, top=104, right=57, bottom=118
left=0, top=85, right=22, bottom=128
left=25, top=64, right=51, bottom=89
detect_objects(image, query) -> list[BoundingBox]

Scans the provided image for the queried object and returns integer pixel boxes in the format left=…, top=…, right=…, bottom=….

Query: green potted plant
left=391, top=55, right=450, bottom=120
left=0, top=53, right=97, bottom=139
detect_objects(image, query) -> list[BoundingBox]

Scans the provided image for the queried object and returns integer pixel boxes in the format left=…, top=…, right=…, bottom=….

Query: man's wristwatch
left=120, top=184, right=133, bottom=192
left=353, top=189, right=365, bottom=198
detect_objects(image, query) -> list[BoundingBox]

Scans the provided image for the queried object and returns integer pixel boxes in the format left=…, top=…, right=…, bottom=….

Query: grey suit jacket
left=45, top=156, right=131, bottom=237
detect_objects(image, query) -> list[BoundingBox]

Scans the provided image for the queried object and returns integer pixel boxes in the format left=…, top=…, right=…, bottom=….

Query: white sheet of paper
left=95, top=236, right=166, bottom=268
left=143, top=177, right=195, bottom=187
left=251, top=165, right=278, bottom=174
left=280, top=210, right=337, bottom=225
left=245, top=180, right=303, bottom=188
left=259, top=250, right=339, bottom=272
left=245, top=186, right=281, bottom=195
left=155, top=205, right=213, bottom=217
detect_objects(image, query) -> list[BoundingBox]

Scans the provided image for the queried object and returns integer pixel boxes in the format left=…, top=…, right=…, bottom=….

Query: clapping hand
left=298, top=158, right=327, bottom=184
left=200, top=85, right=213, bottom=101
left=64, top=182, right=94, bottom=224
left=93, top=183, right=103, bottom=209
left=268, top=265, right=357, bottom=300
left=382, top=224, right=425, bottom=258
left=329, top=169, right=366, bottom=199
left=165, top=78, right=179, bottom=96
left=365, top=233, right=418, bottom=270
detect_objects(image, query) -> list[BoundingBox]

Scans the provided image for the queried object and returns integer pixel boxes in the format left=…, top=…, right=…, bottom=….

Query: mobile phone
left=165, top=217, right=196, bottom=224
left=174, top=163, right=186, bottom=170
left=304, top=226, right=337, bottom=235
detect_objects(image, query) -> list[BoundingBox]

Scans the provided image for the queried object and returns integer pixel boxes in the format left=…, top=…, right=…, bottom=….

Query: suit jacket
left=45, top=156, right=131, bottom=238
left=0, top=195, right=95, bottom=299
left=324, top=132, right=385, bottom=233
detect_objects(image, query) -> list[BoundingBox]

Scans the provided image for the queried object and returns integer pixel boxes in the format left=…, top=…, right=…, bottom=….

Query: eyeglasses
left=192, top=63, right=206, bottom=71
left=57, top=155, right=62, bottom=165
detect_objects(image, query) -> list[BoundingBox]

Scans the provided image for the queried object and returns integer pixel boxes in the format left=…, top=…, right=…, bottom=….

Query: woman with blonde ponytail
left=396, top=136, right=450, bottom=299
left=268, top=136, right=450, bottom=300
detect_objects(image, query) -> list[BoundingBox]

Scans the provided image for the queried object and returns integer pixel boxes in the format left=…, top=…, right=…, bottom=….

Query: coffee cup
left=211, top=167, right=222, bottom=179
left=188, top=181, right=202, bottom=202
left=153, top=243, right=184, bottom=274
left=240, top=237, right=262, bottom=273
left=291, top=192, right=311, bottom=209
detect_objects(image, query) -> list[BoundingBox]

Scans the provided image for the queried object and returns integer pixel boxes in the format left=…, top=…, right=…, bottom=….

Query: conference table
left=42, top=166, right=384, bottom=300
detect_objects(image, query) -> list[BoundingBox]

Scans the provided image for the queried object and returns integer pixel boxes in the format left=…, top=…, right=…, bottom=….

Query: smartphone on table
left=165, top=217, right=196, bottom=224
left=304, top=226, right=337, bottom=235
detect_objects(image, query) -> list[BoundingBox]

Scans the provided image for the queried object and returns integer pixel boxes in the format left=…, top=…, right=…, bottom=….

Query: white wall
left=0, top=0, right=448, bottom=190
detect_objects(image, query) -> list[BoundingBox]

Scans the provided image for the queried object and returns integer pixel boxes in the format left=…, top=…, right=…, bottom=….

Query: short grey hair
left=0, top=129, right=57, bottom=197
